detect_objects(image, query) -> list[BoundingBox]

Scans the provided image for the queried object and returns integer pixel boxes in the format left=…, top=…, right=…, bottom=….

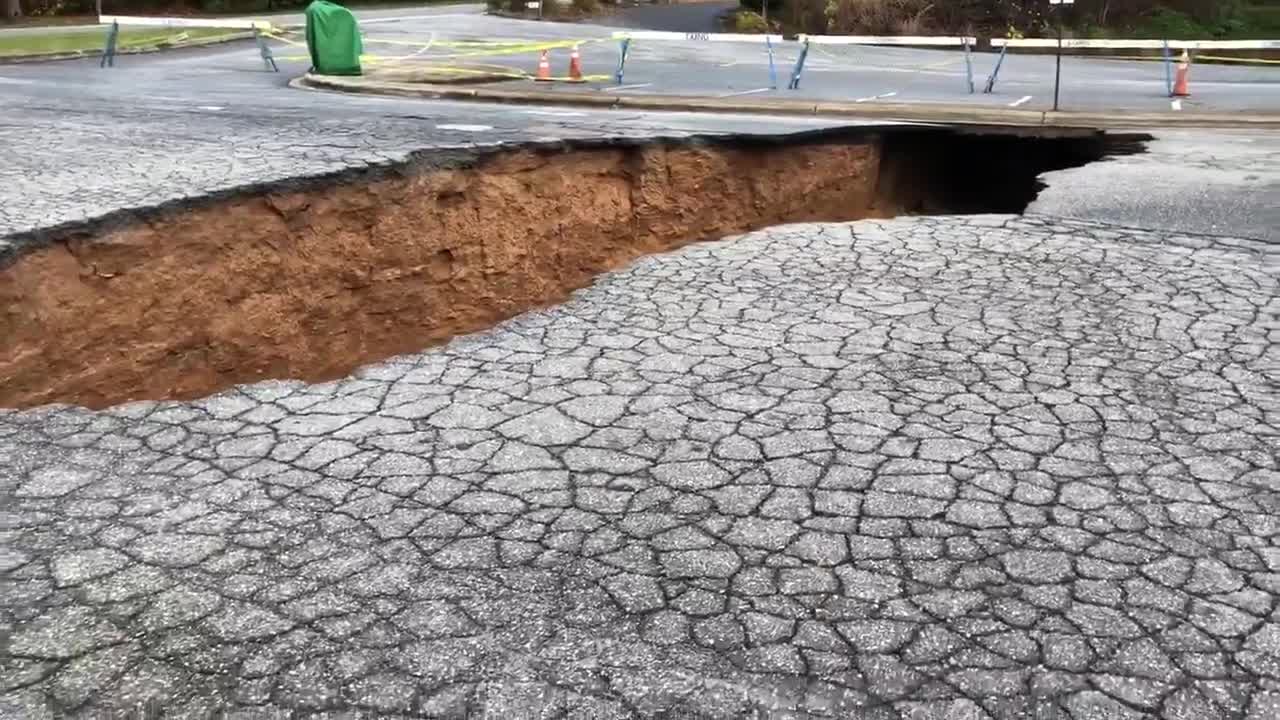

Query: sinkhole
left=0, top=125, right=1148, bottom=410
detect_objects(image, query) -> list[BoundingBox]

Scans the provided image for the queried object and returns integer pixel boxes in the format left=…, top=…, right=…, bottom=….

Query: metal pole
left=766, top=35, right=777, bottom=90
left=99, top=20, right=118, bottom=68
left=1053, top=14, right=1063, bottom=111
left=255, top=27, right=279, bottom=72
left=963, top=39, right=974, bottom=93
left=788, top=40, right=809, bottom=90
left=984, top=44, right=1007, bottom=93
left=1163, top=39, right=1173, bottom=97
left=614, top=38, right=630, bottom=85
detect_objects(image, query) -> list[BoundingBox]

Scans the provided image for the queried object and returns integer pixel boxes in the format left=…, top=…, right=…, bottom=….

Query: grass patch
left=0, top=27, right=243, bottom=58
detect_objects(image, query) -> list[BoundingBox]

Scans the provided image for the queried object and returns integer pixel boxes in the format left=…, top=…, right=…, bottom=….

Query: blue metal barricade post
left=615, top=38, right=631, bottom=84
left=984, top=44, right=1008, bottom=93
left=788, top=40, right=809, bottom=90
left=255, top=27, right=279, bottom=72
left=99, top=21, right=119, bottom=68
left=766, top=36, right=778, bottom=90
left=1163, top=39, right=1174, bottom=97
left=963, top=39, right=975, bottom=93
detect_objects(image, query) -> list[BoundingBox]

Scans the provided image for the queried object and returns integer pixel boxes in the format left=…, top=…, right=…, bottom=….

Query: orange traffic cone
left=535, top=50, right=552, bottom=82
left=1172, top=49, right=1191, bottom=97
left=568, top=45, right=584, bottom=82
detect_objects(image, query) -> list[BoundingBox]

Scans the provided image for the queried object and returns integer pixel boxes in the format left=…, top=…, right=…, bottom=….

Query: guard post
left=255, top=25, right=279, bottom=72
left=963, top=37, right=975, bottom=93
left=615, top=37, right=631, bottom=84
left=1049, top=0, right=1074, bottom=111
left=99, top=20, right=119, bottom=68
left=788, top=38, right=809, bottom=90
left=984, top=43, right=1008, bottom=93
left=766, top=35, right=778, bottom=90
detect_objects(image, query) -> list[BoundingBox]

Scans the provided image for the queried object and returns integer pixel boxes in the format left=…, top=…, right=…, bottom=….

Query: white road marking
left=523, top=109, right=587, bottom=117
left=1171, top=99, right=1183, bottom=111
left=197, top=105, right=225, bottom=111
left=717, top=87, right=772, bottom=97
left=1009, top=95, right=1033, bottom=107
left=603, top=83, right=652, bottom=92
left=854, top=91, right=898, bottom=102
left=436, top=124, right=493, bottom=132
left=0, top=77, right=35, bottom=85
left=359, top=13, right=477, bottom=25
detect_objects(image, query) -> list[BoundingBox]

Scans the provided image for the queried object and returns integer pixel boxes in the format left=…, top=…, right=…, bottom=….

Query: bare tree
left=3, top=0, right=20, bottom=19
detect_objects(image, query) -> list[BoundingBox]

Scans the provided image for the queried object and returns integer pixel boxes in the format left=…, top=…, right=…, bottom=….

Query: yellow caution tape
left=115, top=29, right=246, bottom=49
left=1196, top=54, right=1280, bottom=64
left=265, top=30, right=599, bottom=62
left=264, top=29, right=610, bottom=82
left=1081, top=52, right=1280, bottom=64
left=261, top=30, right=307, bottom=47
left=281, top=53, right=609, bottom=83
left=360, top=37, right=597, bottom=59
left=362, top=36, right=592, bottom=49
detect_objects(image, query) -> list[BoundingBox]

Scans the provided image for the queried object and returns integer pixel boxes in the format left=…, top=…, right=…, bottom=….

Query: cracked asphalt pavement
left=4, top=214, right=1278, bottom=718
left=3, top=8, right=1280, bottom=719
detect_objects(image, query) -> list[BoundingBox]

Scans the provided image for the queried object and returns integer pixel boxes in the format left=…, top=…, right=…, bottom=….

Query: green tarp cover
left=305, top=1, right=363, bottom=76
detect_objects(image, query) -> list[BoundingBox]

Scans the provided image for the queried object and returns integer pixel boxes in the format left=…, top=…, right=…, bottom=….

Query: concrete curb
left=297, top=73, right=1280, bottom=129
left=0, top=31, right=254, bottom=65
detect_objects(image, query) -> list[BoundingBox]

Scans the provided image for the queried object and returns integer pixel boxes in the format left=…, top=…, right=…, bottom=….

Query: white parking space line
left=436, top=124, right=493, bottom=132
left=603, top=83, right=652, bottom=93
left=855, top=91, right=898, bottom=102
left=359, top=13, right=478, bottom=25
left=717, top=87, right=772, bottom=98
left=1010, top=95, right=1033, bottom=107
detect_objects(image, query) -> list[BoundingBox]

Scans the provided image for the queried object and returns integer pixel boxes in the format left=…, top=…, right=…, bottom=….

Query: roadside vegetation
left=730, top=0, right=1280, bottom=39
left=484, top=0, right=601, bottom=21
left=0, top=25, right=237, bottom=54
left=1, top=0, right=466, bottom=23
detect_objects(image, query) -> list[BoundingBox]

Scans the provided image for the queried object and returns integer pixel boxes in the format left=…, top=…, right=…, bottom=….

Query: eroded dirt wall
left=0, top=139, right=886, bottom=409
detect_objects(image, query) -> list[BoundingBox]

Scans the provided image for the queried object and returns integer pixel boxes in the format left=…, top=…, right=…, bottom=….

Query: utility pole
left=1049, top=0, right=1074, bottom=112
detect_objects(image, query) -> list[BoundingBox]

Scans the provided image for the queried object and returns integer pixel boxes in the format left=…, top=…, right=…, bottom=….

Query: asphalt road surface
left=2, top=5, right=1279, bottom=720
left=605, top=0, right=737, bottom=33
left=321, top=8, right=1279, bottom=115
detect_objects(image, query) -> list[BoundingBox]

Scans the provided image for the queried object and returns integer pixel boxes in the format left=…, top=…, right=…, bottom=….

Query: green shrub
left=572, top=0, right=599, bottom=14
left=822, top=0, right=934, bottom=36
left=1137, top=8, right=1207, bottom=39
left=737, top=0, right=782, bottom=17
left=732, top=10, right=769, bottom=33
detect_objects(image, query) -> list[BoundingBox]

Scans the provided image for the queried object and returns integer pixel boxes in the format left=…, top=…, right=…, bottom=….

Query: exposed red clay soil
left=1, top=139, right=892, bottom=410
